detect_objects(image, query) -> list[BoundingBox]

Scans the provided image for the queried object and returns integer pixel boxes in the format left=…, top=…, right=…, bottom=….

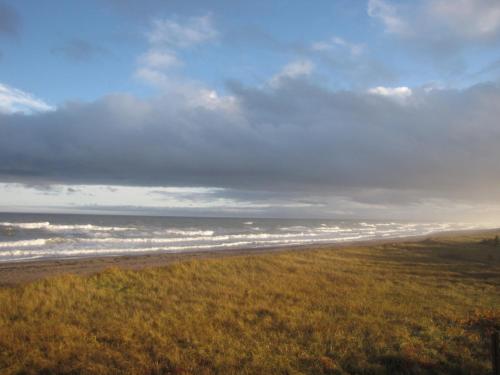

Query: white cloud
left=311, top=36, right=364, bottom=56
left=0, top=184, right=228, bottom=211
left=135, top=49, right=182, bottom=86
left=368, top=86, right=413, bottom=104
left=429, top=0, right=500, bottom=39
left=0, top=83, right=54, bottom=114
left=133, top=17, right=236, bottom=112
left=368, top=86, right=412, bottom=98
left=134, top=66, right=171, bottom=87
left=368, top=0, right=500, bottom=42
left=138, top=49, right=181, bottom=70
left=135, top=14, right=219, bottom=92
left=367, top=0, right=410, bottom=35
left=310, top=41, right=330, bottom=52
left=147, top=14, right=218, bottom=48
left=186, top=88, right=237, bottom=111
left=270, top=59, right=314, bottom=86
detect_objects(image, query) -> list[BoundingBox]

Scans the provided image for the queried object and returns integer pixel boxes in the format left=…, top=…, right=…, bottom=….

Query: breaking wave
left=0, top=216, right=486, bottom=262
left=0, top=222, right=134, bottom=232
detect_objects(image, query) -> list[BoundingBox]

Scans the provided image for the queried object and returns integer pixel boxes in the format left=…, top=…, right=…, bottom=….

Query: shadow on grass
left=376, top=354, right=484, bottom=375
left=358, top=237, right=500, bottom=284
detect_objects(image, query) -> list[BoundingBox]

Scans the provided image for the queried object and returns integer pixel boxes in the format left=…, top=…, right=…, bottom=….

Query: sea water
left=0, top=212, right=485, bottom=262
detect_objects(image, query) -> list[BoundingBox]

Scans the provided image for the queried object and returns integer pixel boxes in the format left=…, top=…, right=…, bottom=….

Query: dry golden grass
left=0, top=232, right=499, bottom=374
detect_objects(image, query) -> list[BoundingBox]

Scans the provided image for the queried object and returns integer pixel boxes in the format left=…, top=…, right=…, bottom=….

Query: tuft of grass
left=480, top=235, right=500, bottom=247
left=0, top=233, right=499, bottom=374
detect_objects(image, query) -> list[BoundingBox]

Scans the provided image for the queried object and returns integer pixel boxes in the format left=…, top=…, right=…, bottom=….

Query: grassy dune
left=0, top=233, right=499, bottom=374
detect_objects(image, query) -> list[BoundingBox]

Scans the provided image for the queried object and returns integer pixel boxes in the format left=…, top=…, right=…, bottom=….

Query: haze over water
left=0, top=213, right=487, bottom=262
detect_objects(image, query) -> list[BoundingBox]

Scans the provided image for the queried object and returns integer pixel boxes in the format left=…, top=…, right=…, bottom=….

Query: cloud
left=135, top=14, right=217, bottom=88
left=428, top=0, right=500, bottom=40
left=366, top=0, right=500, bottom=79
left=132, top=13, right=236, bottom=113
left=138, top=49, right=181, bottom=70
left=0, top=2, right=20, bottom=37
left=147, top=14, right=218, bottom=48
left=270, top=59, right=314, bottom=86
left=0, top=83, right=54, bottom=114
left=367, top=0, right=410, bottom=36
left=135, top=49, right=182, bottom=87
left=50, top=38, right=109, bottom=62
left=311, top=36, right=364, bottom=56
left=1, top=76, right=500, bottom=216
left=368, top=0, right=500, bottom=43
left=368, top=86, right=412, bottom=102
left=306, top=33, right=397, bottom=89
left=314, top=51, right=397, bottom=89
left=101, top=0, right=219, bottom=21
left=66, top=187, right=80, bottom=194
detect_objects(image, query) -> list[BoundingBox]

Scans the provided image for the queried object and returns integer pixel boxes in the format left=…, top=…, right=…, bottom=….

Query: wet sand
left=0, top=228, right=496, bottom=286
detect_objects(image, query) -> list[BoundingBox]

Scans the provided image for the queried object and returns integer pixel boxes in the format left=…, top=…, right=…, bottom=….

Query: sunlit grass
left=0, top=232, right=499, bottom=374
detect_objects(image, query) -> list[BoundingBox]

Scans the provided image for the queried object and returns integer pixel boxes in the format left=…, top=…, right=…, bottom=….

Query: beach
left=0, top=228, right=495, bottom=286
left=0, top=227, right=499, bottom=374
left=0, top=212, right=493, bottom=285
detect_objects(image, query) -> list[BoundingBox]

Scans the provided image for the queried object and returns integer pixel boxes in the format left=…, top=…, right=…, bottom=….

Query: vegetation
left=0, top=232, right=499, bottom=374
left=480, top=234, right=499, bottom=247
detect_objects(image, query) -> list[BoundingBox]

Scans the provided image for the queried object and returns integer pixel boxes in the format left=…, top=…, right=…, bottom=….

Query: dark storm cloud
left=17, top=183, right=64, bottom=195
left=0, top=2, right=20, bottom=36
left=51, top=38, right=108, bottom=62
left=1, top=78, right=500, bottom=205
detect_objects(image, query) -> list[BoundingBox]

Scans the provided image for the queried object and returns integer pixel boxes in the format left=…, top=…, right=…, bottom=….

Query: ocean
left=0, top=212, right=485, bottom=262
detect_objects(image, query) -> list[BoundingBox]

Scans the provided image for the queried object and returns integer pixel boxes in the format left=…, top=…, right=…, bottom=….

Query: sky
left=0, top=0, right=500, bottom=221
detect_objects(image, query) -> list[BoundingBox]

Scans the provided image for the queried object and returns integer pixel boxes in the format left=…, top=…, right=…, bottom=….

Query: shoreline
left=0, top=227, right=497, bottom=286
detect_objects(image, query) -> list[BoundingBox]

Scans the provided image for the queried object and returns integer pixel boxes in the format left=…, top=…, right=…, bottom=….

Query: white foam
left=0, top=222, right=51, bottom=229
left=279, top=226, right=309, bottom=231
left=0, top=239, right=48, bottom=248
left=359, top=222, right=376, bottom=227
left=73, top=232, right=321, bottom=245
left=0, top=235, right=346, bottom=261
left=0, top=220, right=491, bottom=262
left=164, top=229, right=214, bottom=236
left=48, top=224, right=134, bottom=231
left=0, top=222, right=134, bottom=232
left=0, top=236, right=364, bottom=261
left=314, top=226, right=351, bottom=233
